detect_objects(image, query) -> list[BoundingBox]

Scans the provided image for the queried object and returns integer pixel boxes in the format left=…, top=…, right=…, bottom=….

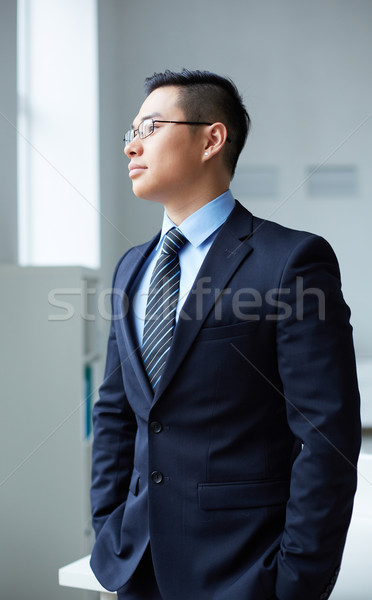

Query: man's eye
left=143, top=122, right=154, bottom=133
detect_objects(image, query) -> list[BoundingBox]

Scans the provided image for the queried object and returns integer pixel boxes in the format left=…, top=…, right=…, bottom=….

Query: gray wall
left=98, top=0, right=372, bottom=357
left=0, top=0, right=18, bottom=263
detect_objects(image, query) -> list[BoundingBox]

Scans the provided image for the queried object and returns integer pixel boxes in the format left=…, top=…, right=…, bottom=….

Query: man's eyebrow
left=132, top=112, right=163, bottom=129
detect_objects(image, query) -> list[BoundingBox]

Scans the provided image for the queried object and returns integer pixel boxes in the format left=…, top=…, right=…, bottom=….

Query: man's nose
left=124, top=136, right=143, bottom=158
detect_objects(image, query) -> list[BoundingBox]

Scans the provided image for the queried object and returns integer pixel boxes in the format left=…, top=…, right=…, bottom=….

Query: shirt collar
left=157, top=189, right=235, bottom=250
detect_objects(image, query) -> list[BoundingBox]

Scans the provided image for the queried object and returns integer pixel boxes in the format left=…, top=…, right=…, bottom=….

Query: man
left=90, top=69, right=360, bottom=600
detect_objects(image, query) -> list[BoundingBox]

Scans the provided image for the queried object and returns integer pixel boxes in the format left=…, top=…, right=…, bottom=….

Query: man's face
left=124, top=86, right=206, bottom=204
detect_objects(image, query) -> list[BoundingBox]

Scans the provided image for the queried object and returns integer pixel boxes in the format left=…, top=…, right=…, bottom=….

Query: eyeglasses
left=124, top=118, right=231, bottom=146
left=124, top=119, right=213, bottom=146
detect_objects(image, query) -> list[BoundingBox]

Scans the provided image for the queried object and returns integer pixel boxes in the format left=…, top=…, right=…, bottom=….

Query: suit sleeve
left=274, top=234, right=361, bottom=600
left=90, top=262, right=137, bottom=537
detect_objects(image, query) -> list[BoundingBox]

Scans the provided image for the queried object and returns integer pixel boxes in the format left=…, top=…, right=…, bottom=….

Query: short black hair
left=144, top=69, right=250, bottom=178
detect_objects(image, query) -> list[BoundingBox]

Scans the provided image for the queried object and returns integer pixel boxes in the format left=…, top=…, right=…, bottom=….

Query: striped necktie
left=142, top=228, right=187, bottom=391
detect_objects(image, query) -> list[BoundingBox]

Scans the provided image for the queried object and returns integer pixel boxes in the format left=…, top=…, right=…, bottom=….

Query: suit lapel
left=154, top=201, right=254, bottom=402
left=116, top=234, right=160, bottom=405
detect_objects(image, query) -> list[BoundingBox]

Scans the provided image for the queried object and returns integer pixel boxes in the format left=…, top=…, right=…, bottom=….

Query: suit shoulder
left=251, top=214, right=314, bottom=243
left=112, top=236, right=159, bottom=285
left=234, top=201, right=316, bottom=247
left=244, top=212, right=339, bottom=276
left=250, top=213, right=335, bottom=255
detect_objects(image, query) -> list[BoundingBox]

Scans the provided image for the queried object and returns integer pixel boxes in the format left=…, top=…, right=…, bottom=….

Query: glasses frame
left=124, top=119, right=231, bottom=146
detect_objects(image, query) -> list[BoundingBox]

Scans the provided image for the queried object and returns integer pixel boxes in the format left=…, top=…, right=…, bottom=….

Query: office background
left=1, top=1, right=371, bottom=598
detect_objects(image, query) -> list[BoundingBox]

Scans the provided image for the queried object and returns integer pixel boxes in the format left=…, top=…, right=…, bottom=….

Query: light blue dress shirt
left=131, top=189, right=235, bottom=346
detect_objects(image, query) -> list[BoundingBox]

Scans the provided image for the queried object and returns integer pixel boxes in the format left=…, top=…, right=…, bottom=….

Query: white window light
left=17, top=0, right=100, bottom=268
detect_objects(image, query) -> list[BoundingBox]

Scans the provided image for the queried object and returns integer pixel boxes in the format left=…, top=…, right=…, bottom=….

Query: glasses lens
left=124, top=129, right=134, bottom=146
left=139, top=119, right=154, bottom=139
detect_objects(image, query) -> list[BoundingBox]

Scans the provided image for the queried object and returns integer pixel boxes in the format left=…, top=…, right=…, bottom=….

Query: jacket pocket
left=198, top=319, right=259, bottom=341
left=198, top=479, right=289, bottom=510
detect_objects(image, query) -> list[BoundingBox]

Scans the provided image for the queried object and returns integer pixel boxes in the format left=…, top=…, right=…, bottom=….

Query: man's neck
left=163, top=183, right=230, bottom=225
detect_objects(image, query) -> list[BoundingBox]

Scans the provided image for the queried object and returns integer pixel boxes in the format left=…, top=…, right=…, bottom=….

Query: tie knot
left=162, top=228, right=187, bottom=255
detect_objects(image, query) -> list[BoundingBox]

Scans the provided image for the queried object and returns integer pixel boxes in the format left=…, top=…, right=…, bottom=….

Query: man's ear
left=202, top=122, right=229, bottom=160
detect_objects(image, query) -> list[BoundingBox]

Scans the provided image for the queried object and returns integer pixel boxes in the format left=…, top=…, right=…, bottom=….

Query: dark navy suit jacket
left=90, top=201, right=360, bottom=600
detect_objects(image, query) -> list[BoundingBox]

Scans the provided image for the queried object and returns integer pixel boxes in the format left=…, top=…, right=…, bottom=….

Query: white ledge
left=58, top=554, right=115, bottom=595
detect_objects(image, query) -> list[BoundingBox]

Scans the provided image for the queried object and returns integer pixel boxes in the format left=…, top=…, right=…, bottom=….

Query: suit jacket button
left=150, top=421, right=163, bottom=433
left=151, top=471, right=163, bottom=484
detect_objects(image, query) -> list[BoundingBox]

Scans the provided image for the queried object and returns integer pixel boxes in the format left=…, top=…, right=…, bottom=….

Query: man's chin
left=131, top=186, right=164, bottom=205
